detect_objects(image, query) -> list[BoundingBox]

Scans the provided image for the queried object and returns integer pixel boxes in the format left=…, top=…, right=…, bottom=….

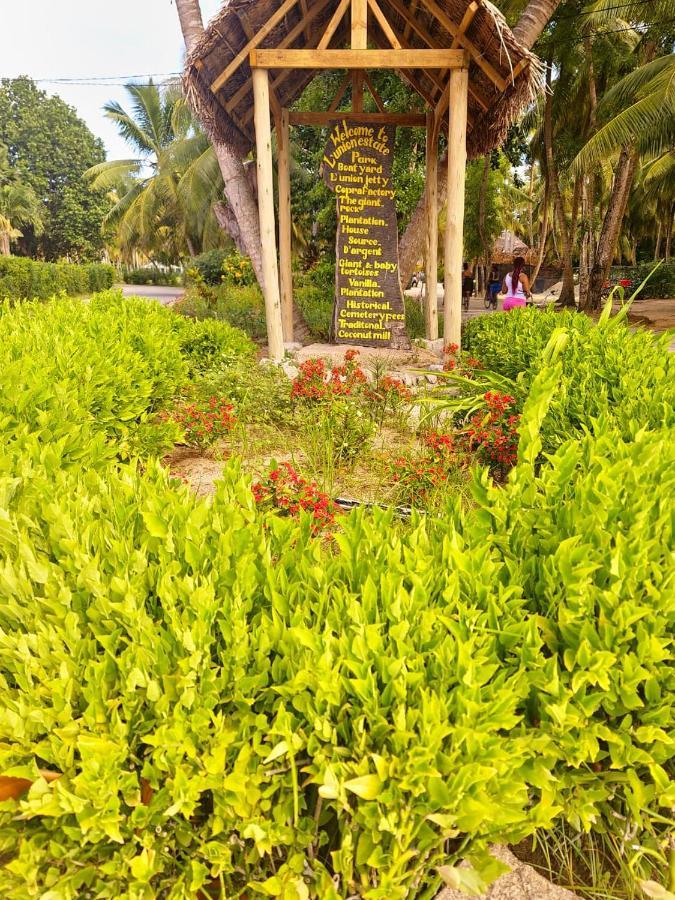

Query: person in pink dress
left=501, top=256, right=531, bottom=311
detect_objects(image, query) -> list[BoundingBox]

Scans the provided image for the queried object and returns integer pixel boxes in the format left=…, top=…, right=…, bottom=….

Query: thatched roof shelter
left=184, top=0, right=543, bottom=159
left=491, top=229, right=536, bottom=264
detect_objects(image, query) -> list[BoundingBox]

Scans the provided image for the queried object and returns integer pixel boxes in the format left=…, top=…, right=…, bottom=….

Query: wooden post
left=425, top=110, right=439, bottom=340
left=444, top=67, right=468, bottom=348
left=277, top=108, right=294, bottom=341
left=351, top=0, right=367, bottom=48
left=252, top=67, right=285, bottom=361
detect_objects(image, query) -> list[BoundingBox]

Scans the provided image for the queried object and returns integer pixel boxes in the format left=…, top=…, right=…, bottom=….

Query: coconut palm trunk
left=176, top=0, right=265, bottom=287
left=584, top=145, right=640, bottom=310
left=398, top=0, right=563, bottom=287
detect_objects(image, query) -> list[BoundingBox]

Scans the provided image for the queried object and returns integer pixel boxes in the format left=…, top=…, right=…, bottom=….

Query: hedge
left=0, top=256, right=114, bottom=299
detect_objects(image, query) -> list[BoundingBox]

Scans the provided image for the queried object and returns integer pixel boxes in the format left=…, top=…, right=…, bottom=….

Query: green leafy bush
left=177, top=283, right=268, bottom=342
left=177, top=315, right=256, bottom=377
left=221, top=250, right=255, bottom=286
left=634, top=261, right=675, bottom=299
left=0, top=256, right=114, bottom=300
left=189, top=248, right=229, bottom=285
left=461, top=305, right=674, bottom=450
left=294, top=283, right=332, bottom=341
left=0, top=291, right=673, bottom=898
left=122, top=267, right=181, bottom=286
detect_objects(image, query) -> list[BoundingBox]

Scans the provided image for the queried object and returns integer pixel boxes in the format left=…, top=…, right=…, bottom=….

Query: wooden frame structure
left=184, top=0, right=542, bottom=360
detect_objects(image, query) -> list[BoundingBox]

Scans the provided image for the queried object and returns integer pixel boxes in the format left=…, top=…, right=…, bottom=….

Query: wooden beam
left=444, top=67, right=469, bottom=348
left=252, top=68, right=285, bottom=361
left=403, top=0, right=419, bottom=42
left=510, top=58, right=530, bottom=80
left=318, top=0, right=351, bottom=49
left=289, top=110, right=427, bottom=125
left=352, top=70, right=364, bottom=112
left=211, top=0, right=299, bottom=93
left=226, top=2, right=325, bottom=113
left=367, top=0, right=401, bottom=49
left=250, top=48, right=470, bottom=69
left=277, top=108, right=294, bottom=342
left=383, top=0, right=489, bottom=111
left=416, top=0, right=507, bottom=91
left=363, top=71, right=386, bottom=112
left=351, top=0, right=368, bottom=49
left=299, top=0, right=311, bottom=42
left=451, top=1, right=478, bottom=48
left=329, top=72, right=352, bottom=111
left=425, top=109, right=439, bottom=340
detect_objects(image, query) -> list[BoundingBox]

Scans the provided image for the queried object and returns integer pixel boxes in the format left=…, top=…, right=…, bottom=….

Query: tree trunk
left=530, top=178, right=550, bottom=287
left=584, top=145, right=639, bottom=311
left=477, top=154, right=490, bottom=291
left=666, top=203, right=674, bottom=262
left=578, top=31, right=598, bottom=310
left=654, top=219, right=662, bottom=260
left=394, top=0, right=563, bottom=287
left=176, top=0, right=265, bottom=288
left=511, top=0, right=563, bottom=48
left=0, top=231, right=10, bottom=256
left=543, top=64, right=576, bottom=307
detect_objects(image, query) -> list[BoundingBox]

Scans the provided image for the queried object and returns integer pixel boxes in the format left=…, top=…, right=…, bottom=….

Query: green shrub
left=634, top=261, right=675, bottom=299
left=460, top=305, right=674, bottom=450
left=221, top=250, right=255, bottom=286
left=177, top=315, right=256, bottom=377
left=189, top=248, right=230, bottom=285
left=0, top=256, right=114, bottom=300
left=0, top=417, right=672, bottom=897
left=177, top=283, right=268, bottom=342
left=294, top=283, right=332, bottom=341
left=123, top=267, right=180, bottom=286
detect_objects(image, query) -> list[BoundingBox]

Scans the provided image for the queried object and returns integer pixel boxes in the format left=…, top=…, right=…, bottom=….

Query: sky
left=0, top=0, right=223, bottom=160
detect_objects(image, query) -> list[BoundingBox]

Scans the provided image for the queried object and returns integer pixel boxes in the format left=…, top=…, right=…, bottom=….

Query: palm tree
left=574, top=49, right=675, bottom=307
left=86, top=80, right=226, bottom=262
left=0, top=146, right=43, bottom=256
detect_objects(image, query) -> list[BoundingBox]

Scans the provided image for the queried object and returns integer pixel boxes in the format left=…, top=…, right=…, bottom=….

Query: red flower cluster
left=291, top=352, right=368, bottom=402
left=173, top=397, right=236, bottom=449
left=252, top=462, right=339, bottom=532
left=443, top=343, right=484, bottom=374
left=464, top=391, right=520, bottom=474
left=389, top=430, right=458, bottom=504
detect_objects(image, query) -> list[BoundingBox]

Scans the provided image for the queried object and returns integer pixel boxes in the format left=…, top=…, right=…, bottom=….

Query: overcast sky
left=1, top=0, right=223, bottom=160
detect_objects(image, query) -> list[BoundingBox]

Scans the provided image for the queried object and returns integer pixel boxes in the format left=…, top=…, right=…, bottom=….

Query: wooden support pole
left=252, top=68, right=285, bottom=361
left=278, top=108, right=294, bottom=341
left=444, top=67, right=469, bottom=349
left=425, top=110, right=439, bottom=340
left=351, top=0, right=368, bottom=48
left=352, top=70, right=364, bottom=111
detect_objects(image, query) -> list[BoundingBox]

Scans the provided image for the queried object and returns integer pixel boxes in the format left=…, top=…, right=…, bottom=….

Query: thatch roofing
left=492, top=229, right=536, bottom=263
left=184, top=0, right=543, bottom=159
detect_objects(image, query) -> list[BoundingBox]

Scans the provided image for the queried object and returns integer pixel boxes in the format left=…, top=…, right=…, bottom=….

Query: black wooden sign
left=322, top=120, right=409, bottom=348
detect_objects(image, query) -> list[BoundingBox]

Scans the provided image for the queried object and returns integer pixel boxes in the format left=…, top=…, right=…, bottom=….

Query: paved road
left=119, top=284, right=184, bottom=306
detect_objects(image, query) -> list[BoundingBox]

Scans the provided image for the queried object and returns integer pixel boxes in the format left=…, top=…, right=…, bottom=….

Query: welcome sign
left=322, top=120, right=409, bottom=348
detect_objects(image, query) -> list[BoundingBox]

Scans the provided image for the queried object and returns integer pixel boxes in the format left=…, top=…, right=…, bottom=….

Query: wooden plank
left=252, top=68, right=285, bottom=361
left=250, top=48, right=470, bottom=69
left=444, top=67, right=469, bottom=348
left=425, top=109, right=439, bottom=340
left=416, top=0, right=507, bottom=91
left=299, top=0, right=311, bottom=42
left=328, top=72, right=352, bottom=111
left=510, top=58, right=530, bottom=80
left=318, top=0, right=351, bottom=49
left=451, top=1, right=478, bottom=48
left=288, top=110, right=427, bottom=125
left=363, top=71, right=386, bottom=112
left=277, top=108, right=294, bottom=341
left=211, top=0, right=300, bottom=93
left=225, top=1, right=324, bottom=113
left=383, top=0, right=489, bottom=111
left=367, top=0, right=401, bottom=49
left=351, top=0, right=368, bottom=49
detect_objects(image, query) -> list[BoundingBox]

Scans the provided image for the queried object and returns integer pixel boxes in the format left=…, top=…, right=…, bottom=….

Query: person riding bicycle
left=501, top=256, right=531, bottom=311
left=462, top=261, right=474, bottom=310
left=486, top=265, right=500, bottom=309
